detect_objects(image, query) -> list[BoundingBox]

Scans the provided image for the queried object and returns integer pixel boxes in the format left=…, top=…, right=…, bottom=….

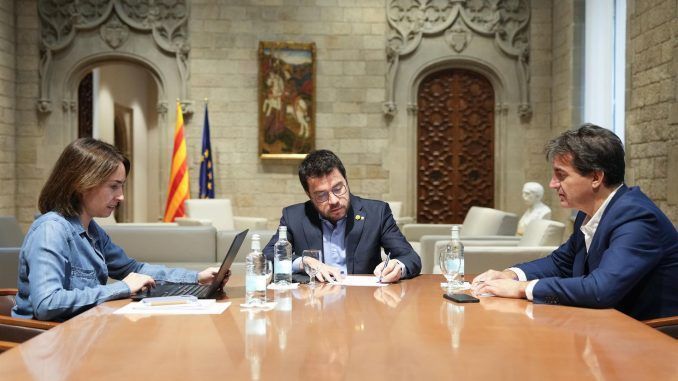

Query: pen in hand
left=379, top=252, right=391, bottom=283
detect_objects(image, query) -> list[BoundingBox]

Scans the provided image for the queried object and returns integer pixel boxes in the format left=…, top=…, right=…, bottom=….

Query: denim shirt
left=12, top=212, right=198, bottom=321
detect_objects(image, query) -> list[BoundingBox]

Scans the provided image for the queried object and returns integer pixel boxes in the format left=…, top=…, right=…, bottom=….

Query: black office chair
left=0, top=289, right=59, bottom=352
left=643, top=316, right=678, bottom=339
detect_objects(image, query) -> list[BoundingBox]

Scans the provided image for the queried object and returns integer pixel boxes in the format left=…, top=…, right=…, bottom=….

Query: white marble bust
left=517, top=182, right=551, bottom=235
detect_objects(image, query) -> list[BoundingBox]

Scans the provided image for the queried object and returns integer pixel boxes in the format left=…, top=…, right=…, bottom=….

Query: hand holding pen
left=374, top=251, right=403, bottom=283
left=379, top=252, right=391, bottom=283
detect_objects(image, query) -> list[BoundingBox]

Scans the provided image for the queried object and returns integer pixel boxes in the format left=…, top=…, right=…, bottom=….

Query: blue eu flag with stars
left=199, top=104, right=215, bottom=199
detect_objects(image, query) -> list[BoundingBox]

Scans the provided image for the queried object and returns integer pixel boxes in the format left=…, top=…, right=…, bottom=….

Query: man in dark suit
left=472, top=124, right=677, bottom=320
left=263, top=150, right=421, bottom=283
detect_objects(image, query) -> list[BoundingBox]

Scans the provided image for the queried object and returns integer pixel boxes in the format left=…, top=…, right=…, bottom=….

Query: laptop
left=131, top=229, right=249, bottom=300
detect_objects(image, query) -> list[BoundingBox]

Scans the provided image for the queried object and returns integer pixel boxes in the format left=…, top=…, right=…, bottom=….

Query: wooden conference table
left=0, top=275, right=676, bottom=380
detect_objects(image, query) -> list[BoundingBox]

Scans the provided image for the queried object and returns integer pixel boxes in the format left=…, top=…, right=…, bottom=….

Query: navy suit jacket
left=516, top=185, right=678, bottom=320
left=263, top=195, right=421, bottom=277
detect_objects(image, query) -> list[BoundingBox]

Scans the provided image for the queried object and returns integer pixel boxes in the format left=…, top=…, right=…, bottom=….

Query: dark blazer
left=263, top=194, right=421, bottom=277
left=516, top=185, right=678, bottom=320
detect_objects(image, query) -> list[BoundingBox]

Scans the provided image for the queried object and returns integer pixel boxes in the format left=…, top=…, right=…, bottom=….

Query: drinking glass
left=265, top=260, right=273, bottom=285
left=439, top=244, right=462, bottom=291
left=302, top=249, right=321, bottom=287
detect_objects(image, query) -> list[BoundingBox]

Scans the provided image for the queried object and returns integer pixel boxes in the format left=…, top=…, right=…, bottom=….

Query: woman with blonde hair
left=12, top=138, right=227, bottom=321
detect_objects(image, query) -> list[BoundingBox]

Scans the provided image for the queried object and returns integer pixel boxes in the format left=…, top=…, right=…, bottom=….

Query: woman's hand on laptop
left=123, top=272, right=156, bottom=294
left=198, top=267, right=231, bottom=289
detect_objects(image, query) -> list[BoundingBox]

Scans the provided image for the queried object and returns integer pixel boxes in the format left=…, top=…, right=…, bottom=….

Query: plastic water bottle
left=246, top=234, right=267, bottom=305
left=274, top=226, right=293, bottom=285
left=450, top=225, right=464, bottom=283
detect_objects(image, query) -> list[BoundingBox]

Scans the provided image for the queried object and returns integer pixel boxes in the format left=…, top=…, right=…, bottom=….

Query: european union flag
left=199, top=104, right=215, bottom=199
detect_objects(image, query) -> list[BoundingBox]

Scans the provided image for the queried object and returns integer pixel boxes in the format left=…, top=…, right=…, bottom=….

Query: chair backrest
left=103, top=225, right=217, bottom=263
left=0, top=216, right=23, bottom=247
left=644, top=316, right=678, bottom=339
left=462, top=207, right=518, bottom=236
left=0, top=289, right=17, bottom=317
left=518, top=219, right=565, bottom=247
left=0, top=248, right=20, bottom=289
left=184, top=199, right=235, bottom=231
left=94, top=214, right=117, bottom=225
left=0, top=324, right=44, bottom=352
left=0, top=288, right=59, bottom=353
left=386, top=201, right=402, bottom=219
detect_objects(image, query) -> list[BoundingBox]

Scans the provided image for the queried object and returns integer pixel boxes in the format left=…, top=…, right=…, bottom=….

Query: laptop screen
left=207, top=229, right=249, bottom=293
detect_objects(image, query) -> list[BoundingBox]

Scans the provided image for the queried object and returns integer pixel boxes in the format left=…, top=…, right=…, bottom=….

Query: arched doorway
left=75, top=63, right=159, bottom=222
left=417, top=69, right=495, bottom=223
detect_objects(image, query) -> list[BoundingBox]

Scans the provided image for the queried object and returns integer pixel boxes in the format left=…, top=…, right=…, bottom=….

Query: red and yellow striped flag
left=163, top=102, right=190, bottom=222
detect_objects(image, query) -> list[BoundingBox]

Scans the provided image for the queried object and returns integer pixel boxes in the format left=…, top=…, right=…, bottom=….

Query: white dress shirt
left=511, top=185, right=622, bottom=300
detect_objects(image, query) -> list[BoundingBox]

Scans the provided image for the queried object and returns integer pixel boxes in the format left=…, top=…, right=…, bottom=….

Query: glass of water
left=302, top=249, right=321, bottom=287
left=439, top=243, right=462, bottom=291
left=265, top=260, right=273, bottom=285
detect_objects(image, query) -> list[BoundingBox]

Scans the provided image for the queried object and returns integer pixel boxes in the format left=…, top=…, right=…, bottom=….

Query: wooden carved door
left=417, top=69, right=494, bottom=223
left=78, top=72, right=93, bottom=138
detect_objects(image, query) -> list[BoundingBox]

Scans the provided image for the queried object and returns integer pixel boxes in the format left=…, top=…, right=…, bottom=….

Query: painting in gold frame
left=258, top=41, right=316, bottom=159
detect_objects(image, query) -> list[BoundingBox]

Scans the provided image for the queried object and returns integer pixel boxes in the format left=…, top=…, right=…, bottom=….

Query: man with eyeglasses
left=263, top=150, right=421, bottom=283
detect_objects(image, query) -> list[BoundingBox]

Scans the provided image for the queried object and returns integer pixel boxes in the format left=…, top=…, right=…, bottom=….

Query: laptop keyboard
left=153, top=283, right=210, bottom=298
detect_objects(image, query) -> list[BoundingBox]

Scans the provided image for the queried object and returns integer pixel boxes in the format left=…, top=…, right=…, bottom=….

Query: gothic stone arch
left=383, top=0, right=532, bottom=217
left=36, top=0, right=192, bottom=217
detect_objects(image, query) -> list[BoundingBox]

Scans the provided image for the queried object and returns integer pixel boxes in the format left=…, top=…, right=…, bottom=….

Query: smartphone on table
left=443, top=293, right=480, bottom=303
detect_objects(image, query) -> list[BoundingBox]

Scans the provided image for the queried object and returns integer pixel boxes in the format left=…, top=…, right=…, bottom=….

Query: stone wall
left=188, top=0, right=390, bottom=224
left=525, top=0, right=556, bottom=206
left=626, top=0, right=677, bottom=224
left=7, top=0, right=674, bottom=229
left=0, top=0, right=15, bottom=216
left=5, top=0, right=569, bottom=228
left=14, top=0, right=41, bottom=225
left=548, top=0, right=585, bottom=226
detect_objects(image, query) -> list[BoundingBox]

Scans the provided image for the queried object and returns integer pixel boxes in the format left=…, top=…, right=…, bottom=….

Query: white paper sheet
left=267, top=283, right=299, bottom=290
left=440, top=281, right=472, bottom=291
left=113, top=300, right=231, bottom=315
left=239, top=301, right=277, bottom=310
left=338, top=275, right=389, bottom=287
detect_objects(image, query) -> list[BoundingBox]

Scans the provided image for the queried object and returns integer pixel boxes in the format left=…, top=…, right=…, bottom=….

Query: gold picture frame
left=258, top=41, right=316, bottom=159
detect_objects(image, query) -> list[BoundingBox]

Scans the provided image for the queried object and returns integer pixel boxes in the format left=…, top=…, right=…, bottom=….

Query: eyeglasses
left=312, top=183, right=348, bottom=203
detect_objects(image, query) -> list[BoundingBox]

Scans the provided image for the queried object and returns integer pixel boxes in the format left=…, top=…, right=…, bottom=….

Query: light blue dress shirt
left=292, top=215, right=348, bottom=274
left=12, top=212, right=198, bottom=321
left=320, top=216, right=347, bottom=274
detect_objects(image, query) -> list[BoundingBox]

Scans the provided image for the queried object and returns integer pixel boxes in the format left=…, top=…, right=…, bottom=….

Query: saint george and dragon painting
left=258, top=41, right=316, bottom=159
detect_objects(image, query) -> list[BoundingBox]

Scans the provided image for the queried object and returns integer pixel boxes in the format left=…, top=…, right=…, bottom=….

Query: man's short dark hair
left=545, top=123, right=625, bottom=187
left=298, top=150, right=347, bottom=192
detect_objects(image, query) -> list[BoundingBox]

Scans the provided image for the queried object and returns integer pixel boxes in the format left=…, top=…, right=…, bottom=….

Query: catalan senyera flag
left=163, top=102, right=190, bottom=222
left=199, top=103, right=215, bottom=199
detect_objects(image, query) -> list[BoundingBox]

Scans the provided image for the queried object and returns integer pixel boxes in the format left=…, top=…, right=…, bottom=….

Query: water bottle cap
left=251, top=234, right=261, bottom=250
